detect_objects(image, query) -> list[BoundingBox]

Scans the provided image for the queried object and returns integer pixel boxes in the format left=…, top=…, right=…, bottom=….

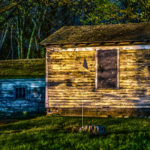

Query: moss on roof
left=40, top=22, right=150, bottom=46
left=0, top=59, right=45, bottom=79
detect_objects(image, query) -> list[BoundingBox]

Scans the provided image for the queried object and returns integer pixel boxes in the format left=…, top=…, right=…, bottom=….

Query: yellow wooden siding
left=47, top=49, right=150, bottom=108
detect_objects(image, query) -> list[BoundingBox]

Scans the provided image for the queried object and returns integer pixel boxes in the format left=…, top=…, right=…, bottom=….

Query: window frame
left=95, top=49, right=120, bottom=89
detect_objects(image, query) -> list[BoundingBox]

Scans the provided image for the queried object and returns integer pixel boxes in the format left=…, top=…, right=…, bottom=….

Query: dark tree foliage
left=82, top=0, right=150, bottom=24
left=0, top=0, right=84, bottom=59
left=0, top=0, right=149, bottom=59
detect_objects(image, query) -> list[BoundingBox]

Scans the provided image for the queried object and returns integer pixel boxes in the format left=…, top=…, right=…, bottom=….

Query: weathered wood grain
left=0, top=78, right=45, bottom=117
left=46, top=48, right=150, bottom=116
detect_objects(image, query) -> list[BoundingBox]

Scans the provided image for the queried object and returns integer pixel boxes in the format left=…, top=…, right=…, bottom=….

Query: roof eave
left=43, top=39, right=150, bottom=48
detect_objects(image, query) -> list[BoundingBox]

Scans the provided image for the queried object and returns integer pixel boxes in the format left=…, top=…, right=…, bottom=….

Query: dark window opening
left=16, top=87, right=26, bottom=99
left=97, top=50, right=118, bottom=89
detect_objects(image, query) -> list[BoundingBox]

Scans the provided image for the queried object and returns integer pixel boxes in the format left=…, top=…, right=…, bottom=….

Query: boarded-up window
left=97, top=50, right=118, bottom=89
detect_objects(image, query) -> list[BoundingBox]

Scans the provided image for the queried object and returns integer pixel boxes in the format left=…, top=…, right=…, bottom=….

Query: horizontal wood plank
left=46, top=48, right=150, bottom=116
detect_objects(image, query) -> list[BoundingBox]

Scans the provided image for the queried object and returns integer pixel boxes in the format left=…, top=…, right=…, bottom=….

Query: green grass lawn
left=0, top=116, right=150, bottom=150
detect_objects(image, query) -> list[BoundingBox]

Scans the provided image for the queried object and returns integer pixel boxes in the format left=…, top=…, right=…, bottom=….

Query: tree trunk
left=11, top=26, right=13, bottom=59
left=0, top=23, right=9, bottom=53
left=26, top=19, right=36, bottom=59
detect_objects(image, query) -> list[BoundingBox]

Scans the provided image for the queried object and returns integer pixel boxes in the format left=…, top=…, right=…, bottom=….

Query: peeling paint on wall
left=0, top=78, right=45, bottom=118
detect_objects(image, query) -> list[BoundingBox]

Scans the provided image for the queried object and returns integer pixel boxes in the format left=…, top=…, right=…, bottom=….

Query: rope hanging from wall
left=79, top=53, right=106, bottom=136
left=82, top=57, right=88, bottom=127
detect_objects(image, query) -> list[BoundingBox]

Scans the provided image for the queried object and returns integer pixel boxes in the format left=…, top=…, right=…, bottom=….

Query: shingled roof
left=40, top=22, right=150, bottom=46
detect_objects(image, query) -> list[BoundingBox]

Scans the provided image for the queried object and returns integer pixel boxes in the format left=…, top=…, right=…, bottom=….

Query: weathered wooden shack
left=0, top=59, right=45, bottom=118
left=41, top=22, right=150, bottom=117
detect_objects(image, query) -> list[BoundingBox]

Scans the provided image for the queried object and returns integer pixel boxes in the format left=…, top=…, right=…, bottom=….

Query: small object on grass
left=79, top=125, right=106, bottom=136
left=23, top=111, right=27, bottom=116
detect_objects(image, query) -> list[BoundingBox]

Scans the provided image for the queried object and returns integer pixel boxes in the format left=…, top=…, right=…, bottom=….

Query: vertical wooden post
left=117, top=49, right=120, bottom=88
left=95, top=49, right=98, bottom=89
left=45, top=49, right=49, bottom=108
